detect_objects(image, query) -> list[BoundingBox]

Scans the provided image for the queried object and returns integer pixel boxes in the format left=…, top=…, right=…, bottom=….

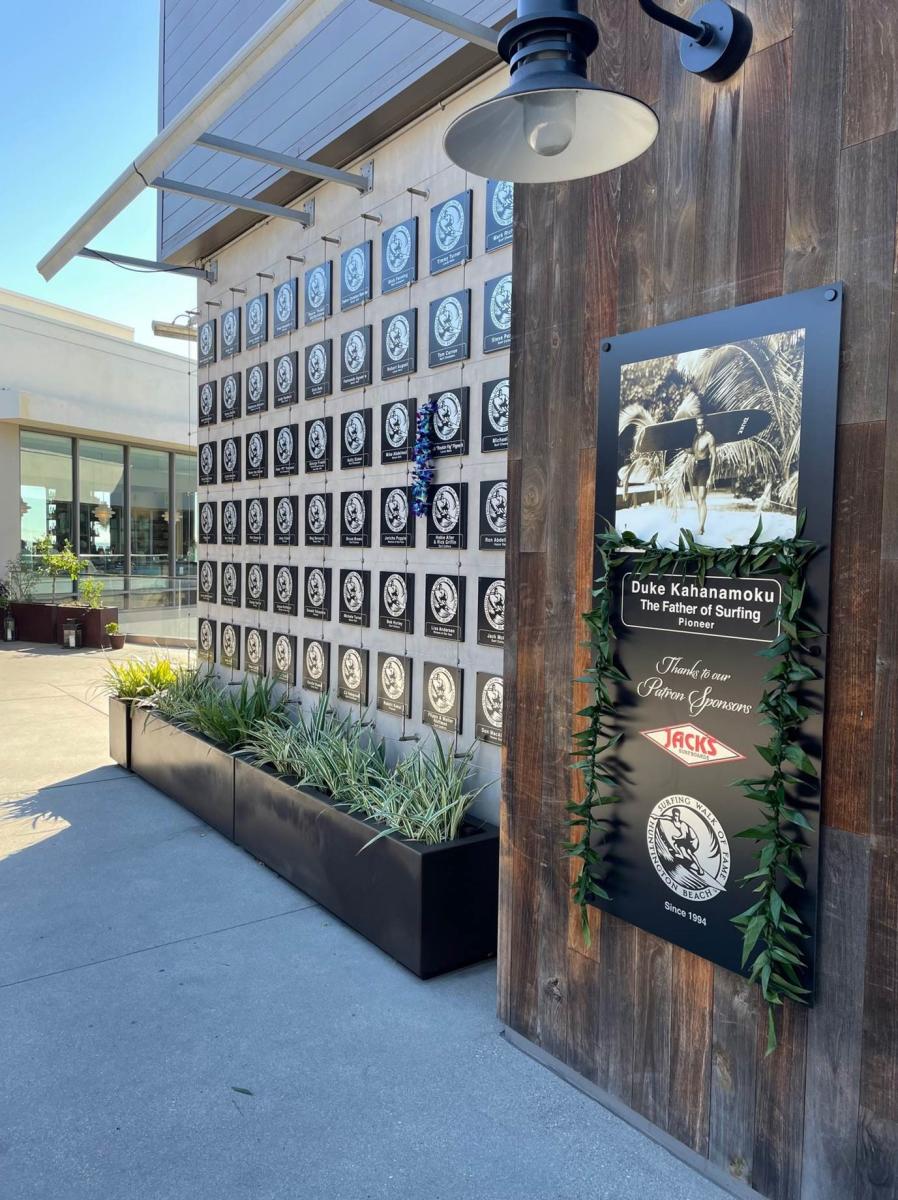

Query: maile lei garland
left=568, top=517, right=820, bottom=1053
left=411, top=396, right=437, bottom=517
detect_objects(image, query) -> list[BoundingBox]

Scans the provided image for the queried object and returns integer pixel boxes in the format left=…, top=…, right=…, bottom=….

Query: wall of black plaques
left=193, top=78, right=512, bottom=820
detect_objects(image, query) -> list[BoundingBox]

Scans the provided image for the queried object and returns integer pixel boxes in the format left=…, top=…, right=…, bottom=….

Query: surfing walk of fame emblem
left=200, top=501, right=215, bottom=543
left=484, top=274, right=513, bottom=352
left=199, top=560, right=216, bottom=602
left=246, top=431, right=266, bottom=479
left=480, top=480, right=508, bottom=550
left=247, top=497, right=266, bottom=544
left=222, top=499, right=240, bottom=544
left=341, top=569, right=368, bottom=625
left=198, top=617, right=216, bottom=661
left=475, top=673, right=504, bottom=746
left=273, top=633, right=295, bottom=684
left=377, top=653, right=409, bottom=715
left=276, top=495, right=297, bottom=545
left=431, top=192, right=471, bottom=273
left=380, top=572, right=412, bottom=634
left=305, top=493, right=329, bottom=545
left=198, top=319, right=216, bottom=366
left=423, top=663, right=461, bottom=733
left=646, top=794, right=731, bottom=903
left=221, top=622, right=240, bottom=668
left=221, top=308, right=240, bottom=357
left=303, top=638, right=328, bottom=691
left=382, top=218, right=416, bottom=291
left=482, top=378, right=509, bottom=452
left=427, top=574, right=464, bottom=640
left=246, top=563, right=266, bottom=610
left=305, top=567, right=329, bottom=618
left=339, top=646, right=366, bottom=702
left=478, top=577, right=505, bottom=648
left=382, top=400, right=412, bottom=463
left=275, top=565, right=297, bottom=616
left=246, top=363, right=267, bottom=413
left=341, top=410, right=369, bottom=469
left=427, top=483, right=466, bottom=549
left=198, top=381, right=216, bottom=425
left=305, top=341, right=331, bottom=399
left=486, top=179, right=514, bottom=250
left=341, top=243, right=370, bottom=309
left=275, top=351, right=298, bottom=406
left=429, top=291, right=469, bottom=366
left=245, top=627, right=265, bottom=674
left=305, top=263, right=331, bottom=323
left=341, top=327, right=371, bottom=389
left=306, top=418, right=330, bottom=473
left=222, top=562, right=240, bottom=604
left=222, top=373, right=240, bottom=419
left=382, top=310, right=416, bottom=379
left=199, top=442, right=215, bottom=485
left=381, top=486, right=412, bottom=547
left=274, top=278, right=297, bottom=336
left=246, top=295, right=267, bottom=348
left=429, top=389, right=468, bottom=457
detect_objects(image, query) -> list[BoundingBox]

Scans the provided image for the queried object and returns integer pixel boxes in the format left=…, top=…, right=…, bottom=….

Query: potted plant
left=100, top=656, right=178, bottom=770
left=54, top=573, right=119, bottom=648
left=105, top=621, right=125, bottom=650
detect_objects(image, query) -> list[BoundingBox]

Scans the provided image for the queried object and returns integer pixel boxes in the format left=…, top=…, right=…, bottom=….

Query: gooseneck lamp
left=443, top=0, right=752, bottom=184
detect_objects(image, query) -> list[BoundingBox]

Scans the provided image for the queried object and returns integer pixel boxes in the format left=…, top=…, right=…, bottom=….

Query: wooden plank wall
left=500, top=2, right=898, bottom=1197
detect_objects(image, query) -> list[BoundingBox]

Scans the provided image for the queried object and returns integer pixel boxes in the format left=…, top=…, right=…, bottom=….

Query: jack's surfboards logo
left=641, top=723, right=744, bottom=767
left=647, top=794, right=730, bottom=903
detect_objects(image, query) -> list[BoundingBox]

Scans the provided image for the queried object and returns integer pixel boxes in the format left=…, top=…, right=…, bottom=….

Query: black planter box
left=108, top=697, right=131, bottom=769
left=233, top=758, right=498, bottom=978
left=130, top=709, right=235, bottom=840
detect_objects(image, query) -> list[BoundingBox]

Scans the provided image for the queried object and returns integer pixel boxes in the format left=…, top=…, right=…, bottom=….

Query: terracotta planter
left=108, top=634, right=126, bottom=650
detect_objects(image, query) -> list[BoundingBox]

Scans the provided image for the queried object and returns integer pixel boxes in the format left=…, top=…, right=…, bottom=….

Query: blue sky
left=1, top=2, right=195, bottom=353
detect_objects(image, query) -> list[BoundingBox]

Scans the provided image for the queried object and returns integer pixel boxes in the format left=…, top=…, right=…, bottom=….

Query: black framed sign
left=220, top=621, right=241, bottom=670
left=221, top=499, right=241, bottom=546
left=340, top=241, right=372, bottom=310
left=273, top=277, right=298, bottom=337
left=477, top=576, right=505, bottom=648
left=274, top=423, right=299, bottom=476
left=221, top=307, right=241, bottom=358
left=246, top=496, right=267, bottom=546
left=273, top=564, right=298, bottom=617
left=483, top=273, right=512, bottom=352
left=199, top=500, right=216, bottom=545
left=198, top=318, right=217, bottom=368
left=430, top=190, right=472, bottom=274
left=274, top=351, right=299, bottom=407
left=341, top=326, right=372, bottom=390
left=381, top=398, right=415, bottom=463
left=479, top=479, right=507, bottom=550
left=340, top=489, right=371, bottom=548
left=221, top=437, right=241, bottom=485
left=303, top=638, right=330, bottom=692
left=198, top=617, right=216, bottom=663
left=305, top=339, right=332, bottom=400
left=305, top=416, right=332, bottom=474
left=381, top=217, right=417, bottom=292
left=380, top=486, right=415, bottom=548
left=481, top=377, right=509, bottom=452
left=221, top=372, right=241, bottom=421
left=428, top=290, right=470, bottom=367
left=422, top=662, right=462, bottom=734
left=221, top=560, right=241, bottom=607
left=485, top=179, right=514, bottom=251
left=338, top=645, right=369, bottom=704
left=304, top=565, right=331, bottom=620
left=377, top=652, right=412, bottom=717
left=198, top=380, right=217, bottom=427
left=425, top=573, right=466, bottom=641
left=341, top=409, right=372, bottom=470
left=339, top=568, right=370, bottom=626
left=475, top=672, right=504, bottom=745
left=381, top=309, right=417, bottom=379
left=426, top=482, right=467, bottom=550
left=274, top=495, right=299, bottom=547
left=428, top=387, right=469, bottom=458
left=198, top=440, right=216, bottom=486
left=198, top=559, right=217, bottom=604
left=586, top=284, right=843, bottom=984
left=245, top=627, right=267, bottom=676
left=272, top=632, right=297, bottom=686
left=245, top=562, right=267, bottom=612
left=245, top=430, right=268, bottom=481
left=245, top=294, right=268, bottom=349
left=245, top=362, right=268, bottom=414
left=305, top=492, right=332, bottom=546
left=304, top=261, right=332, bottom=325
left=379, top=571, right=414, bottom=634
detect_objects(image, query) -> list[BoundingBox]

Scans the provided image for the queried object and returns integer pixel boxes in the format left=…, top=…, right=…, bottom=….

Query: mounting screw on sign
left=601, top=341, right=612, bottom=352
left=824, top=288, right=838, bottom=301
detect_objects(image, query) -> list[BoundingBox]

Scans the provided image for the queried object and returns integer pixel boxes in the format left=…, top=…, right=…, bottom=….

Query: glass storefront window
left=79, top=440, right=125, bottom=574
left=130, top=448, right=170, bottom=576
left=20, top=431, right=74, bottom=564
left=174, top=452, right=197, bottom=576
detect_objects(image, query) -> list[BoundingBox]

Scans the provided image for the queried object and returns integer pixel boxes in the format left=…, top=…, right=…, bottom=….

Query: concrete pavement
left=0, top=642, right=729, bottom=1200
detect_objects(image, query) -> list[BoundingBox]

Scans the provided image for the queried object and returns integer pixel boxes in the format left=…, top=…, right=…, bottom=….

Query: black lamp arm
left=637, top=0, right=713, bottom=45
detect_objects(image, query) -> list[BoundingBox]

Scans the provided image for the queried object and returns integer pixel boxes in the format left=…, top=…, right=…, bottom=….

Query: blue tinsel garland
left=411, top=396, right=437, bottom=516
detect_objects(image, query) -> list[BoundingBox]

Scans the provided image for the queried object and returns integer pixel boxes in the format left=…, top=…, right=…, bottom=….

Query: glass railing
left=16, top=574, right=197, bottom=643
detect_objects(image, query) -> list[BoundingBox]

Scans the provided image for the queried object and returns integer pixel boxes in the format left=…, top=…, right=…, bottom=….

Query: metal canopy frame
left=367, top=0, right=499, bottom=51
left=150, top=177, right=313, bottom=225
left=196, top=133, right=373, bottom=192
left=77, top=247, right=215, bottom=281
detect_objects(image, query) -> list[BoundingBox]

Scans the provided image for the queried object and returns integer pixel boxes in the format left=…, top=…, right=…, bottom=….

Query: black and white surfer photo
left=615, top=330, right=805, bottom=547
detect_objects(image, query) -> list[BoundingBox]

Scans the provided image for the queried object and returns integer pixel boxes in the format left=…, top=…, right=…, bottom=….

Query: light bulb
left=521, top=91, right=576, bottom=157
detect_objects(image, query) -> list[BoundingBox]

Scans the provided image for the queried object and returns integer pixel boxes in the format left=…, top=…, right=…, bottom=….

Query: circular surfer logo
left=433, top=392, right=461, bottom=441
left=223, top=310, right=238, bottom=347
left=276, top=497, right=294, bottom=535
left=344, top=413, right=365, bottom=455
left=276, top=426, right=294, bottom=465
left=248, top=432, right=264, bottom=470
left=199, top=383, right=214, bottom=417
left=307, top=266, right=327, bottom=311
left=482, top=676, right=504, bottom=729
left=343, top=492, right=366, bottom=534
left=200, top=444, right=214, bottom=477
left=307, top=495, right=326, bottom=534
left=275, top=281, right=294, bottom=324
left=199, top=619, right=213, bottom=653
left=433, top=296, right=463, bottom=347
left=247, top=564, right=264, bottom=601
left=223, top=439, right=237, bottom=473
left=383, top=573, right=407, bottom=618
left=490, top=274, right=512, bottom=331
left=200, top=561, right=214, bottom=595
left=276, top=566, right=294, bottom=605
left=386, top=223, right=411, bottom=274
left=427, top=666, right=455, bottom=715
left=385, top=314, right=410, bottom=363
left=385, top=402, right=409, bottom=447
left=488, top=379, right=509, bottom=433
left=341, top=647, right=362, bottom=690
left=484, top=579, right=505, bottom=631
left=343, top=330, right=366, bottom=374
left=384, top=488, right=408, bottom=533
left=223, top=375, right=238, bottom=413
left=646, top=794, right=730, bottom=903
left=222, top=624, right=237, bottom=658
left=247, top=297, right=264, bottom=338
left=223, top=500, right=237, bottom=535
left=274, top=634, right=292, bottom=673
left=223, top=562, right=237, bottom=598
left=200, top=503, right=213, bottom=535
left=430, top=576, right=458, bottom=624
left=305, top=640, right=324, bottom=680
left=343, top=571, right=364, bottom=612
left=199, top=323, right=213, bottom=356
left=435, top=198, right=465, bottom=252
left=491, top=180, right=514, bottom=227
left=308, top=343, right=327, bottom=385
left=485, top=481, right=508, bottom=533
left=248, top=365, right=265, bottom=406
left=432, top=485, right=460, bottom=533
left=276, top=354, right=294, bottom=395
left=381, top=655, right=405, bottom=700
left=248, top=498, right=264, bottom=535
left=307, top=568, right=326, bottom=608
left=343, top=247, right=366, bottom=294
left=308, top=420, right=326, bottom=461
left=247, top=629, right=263, bottom=666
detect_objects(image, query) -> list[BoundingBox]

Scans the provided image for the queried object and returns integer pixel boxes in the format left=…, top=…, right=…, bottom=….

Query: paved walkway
left=0, top=643, right=728, bottom=1200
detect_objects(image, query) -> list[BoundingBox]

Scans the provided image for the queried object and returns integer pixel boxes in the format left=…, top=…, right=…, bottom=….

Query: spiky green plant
left=99, top=656, right=180, bottom=699
left=155, top=671, right=289, bottom=750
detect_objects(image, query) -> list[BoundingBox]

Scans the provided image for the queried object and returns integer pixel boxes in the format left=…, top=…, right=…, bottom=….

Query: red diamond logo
left=641, top=723, right=745, bottom=768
